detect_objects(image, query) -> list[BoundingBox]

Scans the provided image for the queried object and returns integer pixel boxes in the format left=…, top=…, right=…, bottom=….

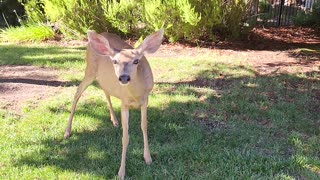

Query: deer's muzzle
left=119, top=75, right=130, bottom=84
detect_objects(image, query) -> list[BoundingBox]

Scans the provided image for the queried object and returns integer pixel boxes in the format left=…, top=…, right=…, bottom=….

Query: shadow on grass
left=0, top=44, right=85, bottom=66
left=16, top=100, right=207, bottom=178
left=0, top=77, right=102, bottom=90
left=3, top=40, right=318, bottom=178
left=0, top=78, right=80, bottom=87
left=14, top=62, right=320, bottom=178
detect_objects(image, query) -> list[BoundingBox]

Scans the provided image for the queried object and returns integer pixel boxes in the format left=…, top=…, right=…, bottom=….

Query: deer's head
left=88, top=29, right=164, bottom=85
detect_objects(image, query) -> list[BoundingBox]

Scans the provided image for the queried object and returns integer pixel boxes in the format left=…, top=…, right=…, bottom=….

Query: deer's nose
left=119, top=75, right=131, bottom=84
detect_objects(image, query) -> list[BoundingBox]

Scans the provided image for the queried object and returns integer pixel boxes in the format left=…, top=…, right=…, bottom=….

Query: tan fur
left=64, top=29, right=163, bottom=179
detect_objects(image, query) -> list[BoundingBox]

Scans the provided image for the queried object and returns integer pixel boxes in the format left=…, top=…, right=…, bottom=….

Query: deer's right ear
left=87, top=30, right=115, bottom=56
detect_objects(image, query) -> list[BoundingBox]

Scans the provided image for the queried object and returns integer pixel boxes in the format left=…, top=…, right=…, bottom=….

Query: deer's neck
left=124, top=61, right=153, bottom=108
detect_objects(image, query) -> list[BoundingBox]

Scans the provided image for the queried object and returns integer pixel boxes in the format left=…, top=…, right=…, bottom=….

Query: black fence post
left=278, top=0, right=285, bottom=26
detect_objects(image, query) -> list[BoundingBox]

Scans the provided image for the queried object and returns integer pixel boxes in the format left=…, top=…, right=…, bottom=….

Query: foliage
left=217, top=0, right=249, bottom=39
left=18, top=0, right=253, bottom=41
left=19, top=0, right=45, bottom=23
left=293, top=1, right=320, bottom=27
left=310, top=0, right=320, bottom=26
left=0, top=0, right=25, bottom=27
left=293, top=11, right=314, bottom=27
left=259, top=0, right=270, bottom=13
left=102, top=0, right=141, bottom=36
left=142, top=0, right=201, bottom=42
left=0, top=23, right=55, bottom=42
left=43, top=0, right=109, bottom=39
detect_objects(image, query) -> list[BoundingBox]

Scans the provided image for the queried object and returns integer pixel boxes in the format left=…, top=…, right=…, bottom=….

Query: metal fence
left=251, top=0, right=316, bottom=26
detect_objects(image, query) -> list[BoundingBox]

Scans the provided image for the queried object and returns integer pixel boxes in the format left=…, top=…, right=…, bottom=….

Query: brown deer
left=64, top=29, right=164, bottom=179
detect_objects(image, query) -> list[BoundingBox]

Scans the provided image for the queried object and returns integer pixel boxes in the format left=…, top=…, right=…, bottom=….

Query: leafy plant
left=213, top=0, right=249, bottom=40
left=19, top=0, right=46, bottom=23
left=142, top=0, right=201, bottom=42
left=0, top=23, right=55, bottom=42
left=102, top=0, right=141, bottom=36
left=259, top=0, right=270, bottom=13
left=18, top=0, right=253, bottom=41
left=293, top=1, right=320, bottom=27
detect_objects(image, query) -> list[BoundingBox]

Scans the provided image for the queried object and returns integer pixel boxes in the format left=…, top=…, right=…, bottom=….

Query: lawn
left=0, top=42, right=319, bottom=179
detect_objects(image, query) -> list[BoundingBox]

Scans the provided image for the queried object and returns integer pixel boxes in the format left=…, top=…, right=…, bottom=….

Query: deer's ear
left=137, top=29, right=164, bottom=54
left=87, top=30, right=115, bottom=56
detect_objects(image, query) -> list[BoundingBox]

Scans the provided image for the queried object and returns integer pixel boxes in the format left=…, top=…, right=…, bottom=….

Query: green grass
left=0, top=24, right=55, bottom=43
left=0, top=44, right=319, bottom=179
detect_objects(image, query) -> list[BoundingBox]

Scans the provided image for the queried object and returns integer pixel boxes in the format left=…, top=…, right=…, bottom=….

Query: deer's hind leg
left=118, top=104, right=129, bottom=180
left=141, top=99, right=152, bottom=164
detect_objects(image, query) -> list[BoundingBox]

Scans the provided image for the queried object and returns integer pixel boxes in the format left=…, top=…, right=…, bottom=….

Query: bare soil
left=1, top=27, right=319, bottom=114
left=0, top=66, right=68, bottom=113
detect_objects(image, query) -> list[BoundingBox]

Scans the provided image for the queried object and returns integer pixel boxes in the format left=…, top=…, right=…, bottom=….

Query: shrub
left=259, top=0, right=270, bottom=13
left=193, top=0, right=222, bottom=40
left=293, top=11, right=314, bottom=27
left=19, top=0, right=253, bottom=41
left=142, top=0, right=201, bottom=42
left=293, top=1, right=320, bottom=27
left=0, top=23, right=55, bottom=42
left=213, top=0, right=250, bottom=40
left=102, top=0, right=141, bottom=36
left=311, top=0, right=320, bottom=27
left=19, top=0, right=45, bottom=23
left=43, top=0, right=110, bottom=39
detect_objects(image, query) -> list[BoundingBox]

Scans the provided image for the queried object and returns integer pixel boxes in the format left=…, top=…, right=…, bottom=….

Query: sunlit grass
left=0, top=24, right=55, bottom=42
left=0, top=44, right=319, bottom=179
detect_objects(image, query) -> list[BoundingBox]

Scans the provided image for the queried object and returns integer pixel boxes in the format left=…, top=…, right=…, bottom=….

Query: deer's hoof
left=64, top=131, right=71, bottom=139
left=112, top=120, right=119, bottom=128
left=144, top=155, right=152, bottom=165
left=118, top=169, right=125, bottom=180
left=111, top=117, right=119, bottom=128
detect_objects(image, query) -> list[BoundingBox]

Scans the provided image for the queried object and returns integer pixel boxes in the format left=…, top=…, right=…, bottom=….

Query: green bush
left=222, top=0, right=248, bottom=39
left=0, top=23, right=55, bottom=42
left=212, top=0, right=250, bottom=40
left=103, top=0, right=141, bottom=36
left=19, top=0, right=45, bottom=23
left=19, top=0, right=252, bottom=42
left=293, top=11, right=314, bottom=27
left=142, top=0, right=201, bottom=42
left=259, top=0, right=270, bottom=13
left=311, top=0, right=320, bottom=26
left=194, top=0, right=222, bottom=40
left=43, top=0, right=110, bottom=39
left=293, top=1, right=320, bottom=27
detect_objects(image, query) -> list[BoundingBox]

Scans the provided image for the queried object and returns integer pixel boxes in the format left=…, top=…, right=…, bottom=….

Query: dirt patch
left=0, top=66, right=68, bottom=113
left=193, top=26, right=320, bottom=51
left=1, top=27, right=319, bottom=114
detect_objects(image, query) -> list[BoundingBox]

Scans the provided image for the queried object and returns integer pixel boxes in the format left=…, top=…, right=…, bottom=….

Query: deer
left=63, top=29, right=164, bottom=179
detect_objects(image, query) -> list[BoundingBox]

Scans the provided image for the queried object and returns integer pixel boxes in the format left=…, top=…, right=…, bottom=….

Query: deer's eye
left=113, top=60, right=118, bottom=64
left=133, top=59, right=139, bottom=64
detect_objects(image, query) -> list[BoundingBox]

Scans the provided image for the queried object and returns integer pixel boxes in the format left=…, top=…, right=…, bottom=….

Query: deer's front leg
left=64, top=74, right=94, bottom=139
left=141, top=100, right=152, bottom=164
left=118, top=104, right=129, bottom=180
left=105, top=94, right=119, bottom=127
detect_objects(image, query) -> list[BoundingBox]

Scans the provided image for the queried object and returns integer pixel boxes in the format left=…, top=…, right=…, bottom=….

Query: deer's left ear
left=137, top=29, right=164, bottom=54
